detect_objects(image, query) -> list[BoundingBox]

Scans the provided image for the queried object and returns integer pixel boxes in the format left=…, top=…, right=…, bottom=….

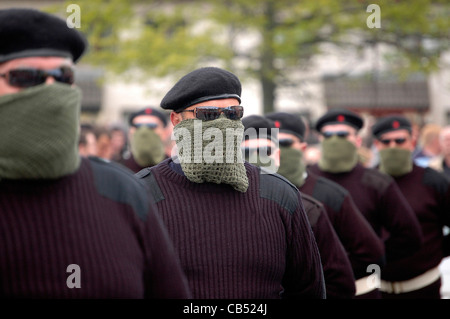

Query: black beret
left=242, top=115, right=278, bottom=143
left=160, top=67, right=241, bottom=112
left=372, top=115, right=412, bottom=138
left=129, top=107, right=169, bottom=127
left=0, top=8, right=87, bottom=63
left=315, top=108, right=363, bottom=132
left=266, top=112, right=305, bottom=141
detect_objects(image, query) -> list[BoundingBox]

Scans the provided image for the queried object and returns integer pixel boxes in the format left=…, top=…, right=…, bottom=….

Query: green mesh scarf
left=0, top=83, right=81, bottom=179
left=319, top=136, right=359, bottom=173
left=378, top=148, right=413, bottom=177
left=131, top=126, right=165, bottom=167
left=173, top=116, right=249, bottom=192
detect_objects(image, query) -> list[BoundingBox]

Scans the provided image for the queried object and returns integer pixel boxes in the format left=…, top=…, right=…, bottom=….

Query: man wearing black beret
left=119, top=107, right=170, bottom=172
left=241, top=115, right=280, bottom=172
left=0, top=8, right=190, bottom=299
left=372, top=115, right=450, bottom=299
left=266, top=111, right=385, bottom=298
left=308, top=108, right=423, bottom=298
left=136, top=67, right=325, bottom=299
left=241, top=114, right=356, bottom=299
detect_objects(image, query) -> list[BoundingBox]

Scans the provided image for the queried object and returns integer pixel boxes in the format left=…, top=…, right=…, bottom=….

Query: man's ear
left=170, top=111, right=182, bottom=126
left=299, top=142, right=308, bottom=152
left=355, top=135, right=363, bottom=148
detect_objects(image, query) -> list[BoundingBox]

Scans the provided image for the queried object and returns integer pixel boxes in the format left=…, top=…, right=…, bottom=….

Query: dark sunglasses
left=379, top=138, right=407, bottom=145
left=131, top=122, right=158, bottom=129
left=242, top=146, right=273, bottom=158
left=0, top=66, right=74, bottom=88
left=322, top=131, right=350, bottom=139
left=180, top=105, right=244, bottom=121
left=279, top=138, right=294, bottom=147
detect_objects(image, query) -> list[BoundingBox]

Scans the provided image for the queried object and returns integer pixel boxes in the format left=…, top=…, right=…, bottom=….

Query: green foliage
left=50, top=0, right=450, bottom=111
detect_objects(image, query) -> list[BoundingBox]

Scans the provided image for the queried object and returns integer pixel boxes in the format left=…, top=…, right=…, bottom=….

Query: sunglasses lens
left=380, top=138, right=407, bottom=145
left=6, top=67, right=74, bottom=88
left=53, top=67, right=74, bottom=85
left=8, top=69, right=45, bottom=88
left=133, top=123, right=158, bottom=129
left=323, top=131, right=349, bottom=138
left=279, top=139, right=294, bottom=147
left=223, top=106, right=244, bottom=120
left=195, top=106, right=244, bottom=121
left=337, top=132, right=349, bottom=138
left=196, top=108, right=221, bottom=121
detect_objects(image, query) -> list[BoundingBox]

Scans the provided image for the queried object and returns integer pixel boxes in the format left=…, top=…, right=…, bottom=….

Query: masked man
left=0, top=8, right=190, bottom=299
left=120, top=107, right=169, bottom=172
left=372, top=115, right=450, bottom=299
left=308, top=108, right=424, bottom=298
left=242, top=114, right=356, bottom=299
left=136, top=67, right=325, bottom=299
left=265, top=112, right=385, bottom=298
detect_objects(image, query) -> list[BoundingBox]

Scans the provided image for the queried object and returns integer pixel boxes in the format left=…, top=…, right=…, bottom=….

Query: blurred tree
left=53, top=0, right=450, bottom=113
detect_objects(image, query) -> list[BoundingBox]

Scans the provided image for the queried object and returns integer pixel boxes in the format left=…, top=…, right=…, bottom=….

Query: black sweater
left=0, top=157, right=190, bottom=298
left=137, top=158, right=326, bottom=299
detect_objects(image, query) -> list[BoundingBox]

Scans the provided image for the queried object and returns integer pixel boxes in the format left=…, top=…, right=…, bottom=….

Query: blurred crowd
left=80, top=113, right=450, bottom=181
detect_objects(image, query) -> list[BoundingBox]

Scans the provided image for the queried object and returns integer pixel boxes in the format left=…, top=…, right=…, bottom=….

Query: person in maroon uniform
left=308, top=108, right=423, bottom=298
left=265, top=112, right=385, bottom=298
left=242, top=114, right=356, bottom=299
left=372, top=115, right=450, bottom=298
left=119, top=107, right=170, bottom=173
left=137, top=67, right=325, bottom=299
left=0, top=8, right=190, bottom=299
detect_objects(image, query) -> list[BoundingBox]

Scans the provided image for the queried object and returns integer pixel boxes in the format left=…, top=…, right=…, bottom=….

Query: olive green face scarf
left=173, top=115, right=249, bottom=192
left=131, top=126, right=165, bottom=167
left=318, top=136, right=358, bottom=173
left=378, top=148, right=413, bottom=177
left=278, top=147, right=306, bottom=188
left=0, top=83, right=81, bottom=180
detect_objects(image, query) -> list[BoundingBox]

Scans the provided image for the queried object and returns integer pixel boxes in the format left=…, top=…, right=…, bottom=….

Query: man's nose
left=45, top=76, right=56, bottom=84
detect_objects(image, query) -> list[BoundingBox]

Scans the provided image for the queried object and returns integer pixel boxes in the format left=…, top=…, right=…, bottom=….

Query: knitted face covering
left=0, top=83, right=81, bottom=180
left=378, top=148, right=412, bottom=177
left=173, top=115, right=249, bottom=192
left=131, top=126, right=165, bottom=167
left=319, top=136, right=358, bottom=173
left=278, top=147, right=306, bottom=188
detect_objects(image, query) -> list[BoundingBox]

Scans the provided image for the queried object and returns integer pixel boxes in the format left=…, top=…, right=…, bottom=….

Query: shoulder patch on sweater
left=301, top=193, right=323, bottom=228
left=423, top=167, right=450, bottom=195
left=258, top=168, right=300, bottom=215
left=135, top=168, right=165, bottom=204
left=88, top=156, right=149, bottom=221
left=361, top=168, right=391, bottom=193
left=312, top=176, right=347, bottom=213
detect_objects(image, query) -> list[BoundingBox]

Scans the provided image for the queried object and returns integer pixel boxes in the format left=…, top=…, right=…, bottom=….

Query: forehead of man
left=320, top=123, right=357, bottom=134
left=241, top=138, right=275, bottom=149
left=132, top=114, right=164, bottom=126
